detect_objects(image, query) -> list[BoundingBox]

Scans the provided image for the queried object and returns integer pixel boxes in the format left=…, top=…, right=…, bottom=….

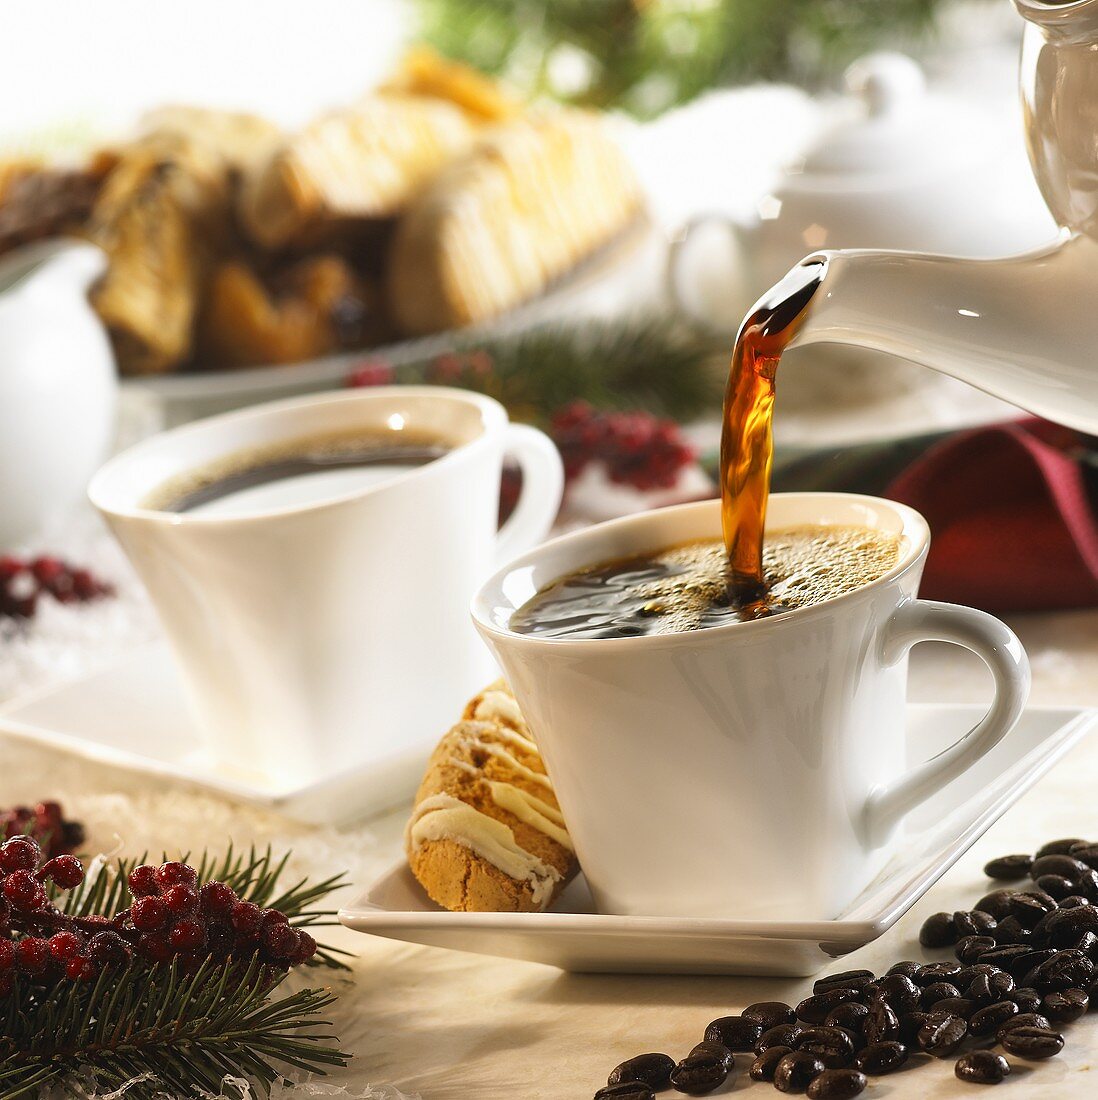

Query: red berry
left=162, top=885, right=199, bottom=914
left=139, top=934, right=173, bottom=964
left=15, top=937, right=50, bottom=974
left=0, top=836, right=41, bottom=873
left=87, top=930, right=131, bottom=965
left=230, top=900, right=262, bottom=935
left=199, top=881, right=237, bottom=917
left=131, top=896, right=169, bottom=932
left=169, top=919, right=206, bottom=952
left=48, top=931, right=83, bottom=961
left=42, top=854, right=83, bottom=889
left=0, top=940, right=14, bottom=971
left=347, top=359, right=394, bottom=388
left=30, top=557, right=64, bottom=585
left=260, top=907, right=289, bottom=929
left=67, top=956, right=100, bottom=981
left=206, top=921, right=234, bottom=954
left=290, top=930, right=317, bottom=966
left=262, top=922, right=299, bottom=960
left=3, top=870, right=46, bottom=912
left=128, top=864, right=160, bottom=897
left=0, top=556, right=23, bottom=581
left=155, top=862, right=198, bottom=892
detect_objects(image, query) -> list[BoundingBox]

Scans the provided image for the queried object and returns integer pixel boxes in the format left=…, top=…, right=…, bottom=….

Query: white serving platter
left=0, top=641, right=435, bottom=825
left=340, top=705, right=1097, bottom=976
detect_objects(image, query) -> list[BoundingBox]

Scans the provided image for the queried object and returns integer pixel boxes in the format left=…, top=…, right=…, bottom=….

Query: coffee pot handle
left=865, top=599, right=1031, bottom=847
left=495, top=423, right=565, bottom=567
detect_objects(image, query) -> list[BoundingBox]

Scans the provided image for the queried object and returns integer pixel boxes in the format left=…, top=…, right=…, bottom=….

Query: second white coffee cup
left=90, top=387, right=564, bottom=788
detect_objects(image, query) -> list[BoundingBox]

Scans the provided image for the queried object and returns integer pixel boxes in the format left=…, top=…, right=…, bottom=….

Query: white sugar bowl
left=0, top=240, right=116, bottom=547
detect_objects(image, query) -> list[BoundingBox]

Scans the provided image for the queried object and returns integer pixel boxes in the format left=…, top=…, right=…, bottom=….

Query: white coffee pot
left=742, top=1, right=1098, bottom=435
left=668, top=51, right=1057, bottom=333
left=0, top=240, right=116, bottom=547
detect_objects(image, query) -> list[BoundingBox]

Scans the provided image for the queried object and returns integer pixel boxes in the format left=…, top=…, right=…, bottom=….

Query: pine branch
left=387, top=317, right=725, bottom=425
left=0, top=956, right=348, bottom=1100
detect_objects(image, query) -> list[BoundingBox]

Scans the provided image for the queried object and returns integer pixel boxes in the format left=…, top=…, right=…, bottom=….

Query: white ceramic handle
left=865, top=599, right=1030, bottom=845
left=495, top=423, right=564, bottom=566
left=666, top=212, right=755, bottom=334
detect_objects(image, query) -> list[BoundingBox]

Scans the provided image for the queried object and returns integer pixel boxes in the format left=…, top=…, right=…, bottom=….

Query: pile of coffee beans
left=593, top=837, right=1098, bottom=1097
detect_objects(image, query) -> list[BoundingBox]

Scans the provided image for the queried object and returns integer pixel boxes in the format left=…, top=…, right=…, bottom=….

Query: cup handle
left=864, top=599, right=1031, bottom=846
left=495, top=423, right=564, bottom=566
left=666, top=212, right=755, bottom=334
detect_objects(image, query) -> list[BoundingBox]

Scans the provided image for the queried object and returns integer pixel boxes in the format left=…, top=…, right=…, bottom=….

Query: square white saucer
left=340, top=705, right=1098, bottom=976
left=0, top=642, right=437, bottom=825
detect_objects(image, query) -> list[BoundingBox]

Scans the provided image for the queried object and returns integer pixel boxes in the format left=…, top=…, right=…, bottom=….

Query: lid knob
left=844, top=52, right=926, bottom=118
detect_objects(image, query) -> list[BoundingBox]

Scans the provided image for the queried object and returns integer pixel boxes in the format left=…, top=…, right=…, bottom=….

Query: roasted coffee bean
left=886, top=960, right=924, bottom=980
left=956, top=935, right=997, bottom=964
left=773, top=1051, right=826, bottom=1094
left=813, top=970, right=875, bottom=996
left=974, top=891, right=1017, bottom=920
left=1012, top=987, right=1042, bottom=1013
left=1069, top=843, right=1098, bottom=869
left=797, top=989, right=861, bottom=1025
left=968, top=971, right=1014, bottom=1005
left=1060, top=895, right=1089, bottom=909
left=595, top=1083, right=655, bottom=1100
left=743, top=1001, right=796, bottom=1030
left=1042, top=988, right=1089, bottom=1023
left=1008, top=891, right=1058, bottom=928
left=750, top=1046, right=793, bottom=1082
left=757, top=1024, right=805, bottom=1054
left=999, top=1025, right=1065, bottom=1060
left=1075, top=868, right=1098, bottom=901
left=897, top=1011, right=928, bottom=1047
left=1026, top=948, right=1094, bottom=992
left=875, top=973, right=921, bottom=1014
left=1039, top=904, right=1098, bottom=948
left=954, top=910, right=998, bottom=938
left=702, top=1015, right=761, bottom=1052
left=1077, top=931, right=1098, bottom=959
left=825, top=1002, right=869, bottom=1032
left=919, top=912, right=958, bottom=948
left=928, top=997, right=975, bottom=1019
left=863, top=1000, right=899, bottom=1044
left=1009, top=949, right=1057, bottom=982
left=955, top=1050, right=1011, bottom=1085
left=997, top=1012, right=1052, bottom=1040
left=1031, top=854, right=1088, bottom=881
left=1035, top=874, right=1075, bottom=901
left=969, top=1000, right=1019, bottom=1037
left=796, top=1026, right=856, bottom=1069
left=669, top=1042, right=732, bottom=1095
left=978, top=945, right=1031, bottom=971
left=853, top=1040, right=907, bottom=1075
left=921, top=981, right=962, bottom=1009
left=916, top=961, right=964, bottom=986
left=1036, top=838, right=1086, bottom=858
left=919, top=1011, right=968, bottom=1057
left=805, top=1068, right=866, bottom=1099
left=607, top=1053, right=675, bottom=1090
left=956, top=963, right=1001, bottom=982
left=984, top=854, right=1033, bottom=880
left=992, top=916, right=1032, bottom=945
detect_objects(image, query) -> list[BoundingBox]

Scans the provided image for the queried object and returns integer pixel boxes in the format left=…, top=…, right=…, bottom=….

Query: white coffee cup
left=473, top=493, right=1030, bottom=920
left=90, top=387, right=563, bottom=788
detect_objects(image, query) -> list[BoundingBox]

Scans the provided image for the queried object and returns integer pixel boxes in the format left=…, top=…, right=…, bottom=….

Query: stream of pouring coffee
left=720, top=259, right=825, bottom=604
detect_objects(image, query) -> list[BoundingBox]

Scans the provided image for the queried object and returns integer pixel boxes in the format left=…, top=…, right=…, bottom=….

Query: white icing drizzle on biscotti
left=405, top=793, right=561, bottom=908
left=486, top=781, right=573, bottom=851
left=472, top=690, right=530, bottom=736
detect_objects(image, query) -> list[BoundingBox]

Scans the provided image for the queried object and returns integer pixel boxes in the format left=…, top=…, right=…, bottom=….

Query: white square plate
left=339, top=705, right=1097, bottom=976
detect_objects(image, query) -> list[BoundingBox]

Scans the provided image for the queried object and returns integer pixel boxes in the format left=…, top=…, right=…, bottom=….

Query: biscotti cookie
left=406, top=681, right=577, bottom=913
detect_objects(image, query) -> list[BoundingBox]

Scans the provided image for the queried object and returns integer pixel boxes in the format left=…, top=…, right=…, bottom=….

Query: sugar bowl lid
left=792, top=52, right=994, bottom=183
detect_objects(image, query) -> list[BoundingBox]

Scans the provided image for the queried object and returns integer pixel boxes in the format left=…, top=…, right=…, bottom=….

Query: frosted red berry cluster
left=551, top=401, right=696, bottom=491
left=0, top=839, right=316, bottom=993
left=0, top=555, right=113, bottom=619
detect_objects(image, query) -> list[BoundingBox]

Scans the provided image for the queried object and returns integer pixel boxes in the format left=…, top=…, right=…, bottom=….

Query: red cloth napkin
left=886, top=419, right=1098, bottom=613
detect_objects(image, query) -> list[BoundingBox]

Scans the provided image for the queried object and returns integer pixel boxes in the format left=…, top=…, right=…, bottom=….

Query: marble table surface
left=2, top=606, right=1097, bottom=1098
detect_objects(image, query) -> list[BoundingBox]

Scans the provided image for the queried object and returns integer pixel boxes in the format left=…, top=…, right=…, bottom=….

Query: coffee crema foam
left=143, top=428, right=450, bottom=515
left=510, top=525, right=904, bottom=640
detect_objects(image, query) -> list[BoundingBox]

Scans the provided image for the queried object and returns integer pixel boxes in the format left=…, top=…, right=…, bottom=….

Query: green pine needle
left=9, top=846, right=354, bottom=1097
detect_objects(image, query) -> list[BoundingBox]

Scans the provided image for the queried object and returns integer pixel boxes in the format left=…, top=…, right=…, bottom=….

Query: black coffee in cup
left=510, top=525, right=903, bottom=639
left=145, top=429, right=449, bottom=516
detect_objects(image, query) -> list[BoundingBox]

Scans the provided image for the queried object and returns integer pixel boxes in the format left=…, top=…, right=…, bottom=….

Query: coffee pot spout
left=790, top=233, right=1098, bottom=435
